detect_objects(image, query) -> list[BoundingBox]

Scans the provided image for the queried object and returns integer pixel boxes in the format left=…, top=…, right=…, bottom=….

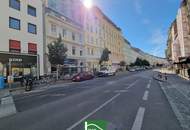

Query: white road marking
left=147, top=80, right=151, bottom=89
left=142, top=90, right=149, bottom=101
left=125, top=80, right=139, bottom=90
left=114, top=90, right=128, bottom=93
left=147, top=84, right=150, bottom=89
left=131, top=107, right=146, bottom=130
left=66, top=93, right=120, bottom=130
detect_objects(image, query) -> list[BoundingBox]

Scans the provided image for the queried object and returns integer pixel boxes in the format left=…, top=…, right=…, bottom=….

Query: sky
left=89, top=0, right=180, bottom=58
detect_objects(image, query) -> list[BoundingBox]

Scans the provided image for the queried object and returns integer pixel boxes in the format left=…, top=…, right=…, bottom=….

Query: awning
left=174, top=57, right=190, bottom=64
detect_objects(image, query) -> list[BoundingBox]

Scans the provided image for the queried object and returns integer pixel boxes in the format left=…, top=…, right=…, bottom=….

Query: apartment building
left=44, top=0, right=84, bottom=26
left=84, top=7, right=124, bottom=71
left=44, top=8, right=85, bottom=74
left=83, top=7, right=102, bottom=71
left=0, top=0, right=44, bottom=78
left=166, top=0, right=190, bottom=79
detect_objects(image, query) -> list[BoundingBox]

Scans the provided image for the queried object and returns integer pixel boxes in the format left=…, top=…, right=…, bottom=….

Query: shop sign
left=9, top=58, right=23, bottom=62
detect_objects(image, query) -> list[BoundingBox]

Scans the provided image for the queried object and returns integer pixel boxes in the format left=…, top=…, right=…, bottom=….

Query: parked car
left=72, top=72, right=94, bottom=82
left=129, top=69, right=136, bottom=72
left=97, top=68, right=116, bottom=77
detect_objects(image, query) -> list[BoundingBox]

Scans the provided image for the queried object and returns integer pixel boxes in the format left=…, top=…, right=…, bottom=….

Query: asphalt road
left=0, top=70, right=182, bottom=130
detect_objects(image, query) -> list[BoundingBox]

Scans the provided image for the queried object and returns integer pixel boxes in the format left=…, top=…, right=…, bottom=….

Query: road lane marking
left=142, top=90, right=149, bottom=101
left=147, top=84, right=150, bottom=89
left=147, top=80, right=151, bottom=89
left=125, top=80, right=139, bottom=90
left=114, top=90, right=128, bottom=93
left=66, top=93, right=120, bottom=130
left=131, top=107, right=145, bottom=130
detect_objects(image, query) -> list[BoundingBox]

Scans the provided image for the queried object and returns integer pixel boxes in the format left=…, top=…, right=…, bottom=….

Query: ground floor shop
left=174, top=57, right=190, bottom=80
left=45, top=56, right=86, bottom=76
left=0, top=52, right=39, bottom=80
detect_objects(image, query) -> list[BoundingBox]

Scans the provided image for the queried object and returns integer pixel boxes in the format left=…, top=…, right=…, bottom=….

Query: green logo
left=84, top=120, right=107, bottom=130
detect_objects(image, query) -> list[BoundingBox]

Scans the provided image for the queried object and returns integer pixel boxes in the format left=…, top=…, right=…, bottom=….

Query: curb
left=0, top=89, right=17, bottom=119
left=158, top=81, right=189, bottom=130
left=153, top=76, right=166, bottom=82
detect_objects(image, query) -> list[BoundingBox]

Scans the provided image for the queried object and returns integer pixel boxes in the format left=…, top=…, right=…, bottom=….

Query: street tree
left=48, top=34, right=68, bottom=80
left=99, top=48, right=111, bottom=65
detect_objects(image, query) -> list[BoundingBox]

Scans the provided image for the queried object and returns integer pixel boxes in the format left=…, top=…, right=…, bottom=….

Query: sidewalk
left=0, top=89, right=17, bottom=118
left=158, top=74, right=190, bottom=130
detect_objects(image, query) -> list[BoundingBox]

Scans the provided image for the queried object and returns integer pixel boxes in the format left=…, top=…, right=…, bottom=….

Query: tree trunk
left=56, top=65, right=59, bottom=81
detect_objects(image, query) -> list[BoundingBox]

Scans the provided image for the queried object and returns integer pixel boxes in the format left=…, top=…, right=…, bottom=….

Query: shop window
left=28, top=5, right=36, bottom=17
left=9, top=40, right=21, bottom=53
left=28, top=43, right=37, bottom=54
left=9, top=17, right=20, bottom=30
left=9, top=0, right=20, bottom=11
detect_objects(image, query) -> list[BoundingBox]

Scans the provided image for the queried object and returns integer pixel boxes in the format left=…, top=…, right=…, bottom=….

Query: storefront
left=0, top=52, right=38, bottom=80
left=51, top=58, right=86, bottom=76
left=175, top=57, right=190, bottom=79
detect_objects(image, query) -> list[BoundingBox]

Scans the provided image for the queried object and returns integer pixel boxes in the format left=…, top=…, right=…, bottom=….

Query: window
left=9, top=40, right=21, bottom=53
left=72, top=47, right=76, bottom=55
left=28, top=23, right=37, bottom=34
left=9, top=17, right=20, bottom=30
left=72, top=32, right=75, bottom=41
left=63, top=29, right=67, bottom=37
left=91, top=49, right=94, bottom=55
left=80, top=50, right=83, bottom=56
left=28, top=43, right=37, bottom=54
left=9, top=0, right=20, bottom=10
left=87, top=48, right=90, bottom=55
left=51, top=24, right=56, bottom=33
left=28, top=5, right=36, bottom=17
left=79, top=34, right=82, bottom=43
left=91, top=37, right=94, bottom=43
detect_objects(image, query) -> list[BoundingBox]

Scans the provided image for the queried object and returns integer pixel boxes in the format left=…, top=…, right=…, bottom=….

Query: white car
left=98, top=68, right=116, bottom=77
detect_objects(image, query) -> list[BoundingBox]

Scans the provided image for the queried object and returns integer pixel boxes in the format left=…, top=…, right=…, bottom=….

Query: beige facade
left=166, top=0, right=190, bottom=79
left=177, top=1, right=190, bottom=57
left=0, top=0, right=44, bottom=77
left=44, top=8, right=85, bottom=74
left=84, top=7, right=124, bottom=71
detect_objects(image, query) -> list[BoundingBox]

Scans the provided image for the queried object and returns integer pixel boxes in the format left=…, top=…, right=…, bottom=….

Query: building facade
left=0, top=0, right=44, bottom=78
left=84, top=7, right=124, bottom=71
left=166, top=0, right=190, bottom=79
left=44, top=8, right=85, bottom=74
left=44, top=0, right=84, bottom=26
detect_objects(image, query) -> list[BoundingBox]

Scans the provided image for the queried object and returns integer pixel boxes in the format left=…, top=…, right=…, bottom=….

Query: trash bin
left=0, top=76, right=5, bottom=89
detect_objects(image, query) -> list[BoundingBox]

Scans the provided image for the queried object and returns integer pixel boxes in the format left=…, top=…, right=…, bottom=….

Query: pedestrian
left=164, top=73, right=167, bottom=81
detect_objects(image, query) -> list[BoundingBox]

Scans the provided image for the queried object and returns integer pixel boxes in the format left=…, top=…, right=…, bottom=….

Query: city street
left=0, top=70, right=182, bottom=130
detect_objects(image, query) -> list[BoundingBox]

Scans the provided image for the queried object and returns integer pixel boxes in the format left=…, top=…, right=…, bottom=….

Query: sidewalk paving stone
left=158, top=74, right=190, bottom=130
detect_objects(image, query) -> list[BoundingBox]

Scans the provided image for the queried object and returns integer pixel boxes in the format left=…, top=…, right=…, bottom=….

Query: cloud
left=134, top=0, right=142, bottom=15
left=148, top=29, right=167, bottom=57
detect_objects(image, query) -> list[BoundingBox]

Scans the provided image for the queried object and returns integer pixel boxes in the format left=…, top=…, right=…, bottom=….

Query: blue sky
left=91, top=0, right=180, bottom=57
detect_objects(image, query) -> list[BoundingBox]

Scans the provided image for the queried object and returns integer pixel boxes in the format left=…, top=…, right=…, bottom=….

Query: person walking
left=164, top=73, right=167, bottom=81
